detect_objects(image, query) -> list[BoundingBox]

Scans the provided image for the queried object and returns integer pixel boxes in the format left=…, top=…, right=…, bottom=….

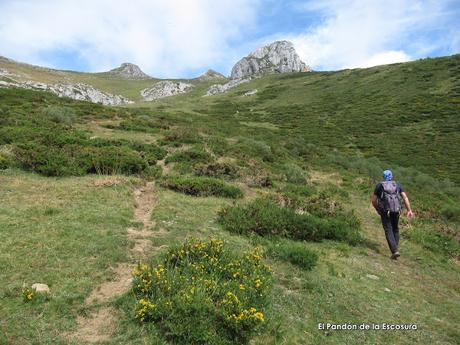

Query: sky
left=0, top=0, right=459, bottom=78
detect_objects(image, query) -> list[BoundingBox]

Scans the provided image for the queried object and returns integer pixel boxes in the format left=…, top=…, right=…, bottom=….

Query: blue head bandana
left=383, top=170, right=393, bottom=181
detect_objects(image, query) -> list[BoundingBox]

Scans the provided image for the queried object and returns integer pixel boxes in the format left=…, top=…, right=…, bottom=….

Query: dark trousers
left=380, top=212, right=400, bottom=254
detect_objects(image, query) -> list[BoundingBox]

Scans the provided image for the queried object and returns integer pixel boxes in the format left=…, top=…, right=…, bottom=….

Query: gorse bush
left=218, top=198, right=361, bottom=245
left=132, top=238, right=273, bottom=345
left=161, top=176, right=243, bottom=198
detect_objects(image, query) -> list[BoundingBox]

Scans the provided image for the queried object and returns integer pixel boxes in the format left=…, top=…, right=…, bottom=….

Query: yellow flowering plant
left=132, top=237, right=273, bottom=345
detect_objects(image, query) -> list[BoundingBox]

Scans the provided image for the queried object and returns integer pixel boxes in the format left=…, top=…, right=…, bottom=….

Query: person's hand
left=407, top=210, right=415, bottom=219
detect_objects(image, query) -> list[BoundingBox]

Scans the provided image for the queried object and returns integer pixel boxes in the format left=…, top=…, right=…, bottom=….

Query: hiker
left=371, top=170, right=414, bottom=259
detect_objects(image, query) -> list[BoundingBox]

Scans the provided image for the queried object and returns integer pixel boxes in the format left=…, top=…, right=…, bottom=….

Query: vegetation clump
left=193, top=161, right=239, bottom=179
left=132, top=238, right=273, bottom=345
left=161, top=176, right=243, bottom=198
left=218, top=198, right=361, bottom=245
left=267, top=241, right=318, bottom=270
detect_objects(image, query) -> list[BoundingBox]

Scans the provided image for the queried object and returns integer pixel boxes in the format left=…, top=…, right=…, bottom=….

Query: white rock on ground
left=32, top=283, right=50, bottom=294
left=243, top=89, right=258, bottom=96
left=141, top=80, right=194, bottom=101
left=204, top=78, right=250, bottom=96
left=0, top=78, right=133, bottom=105
left=230, top=40, right=311, bottom=79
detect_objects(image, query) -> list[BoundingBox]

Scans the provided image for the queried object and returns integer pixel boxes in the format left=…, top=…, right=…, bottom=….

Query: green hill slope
left=0, top=55, right=459, bottom=345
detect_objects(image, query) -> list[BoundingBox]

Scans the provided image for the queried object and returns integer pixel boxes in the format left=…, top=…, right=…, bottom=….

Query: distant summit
left=196, top=69, right=226, bottom=81
left=230, top=40, right=311, bottom=79
left=108, top=63, right=151, bottom=80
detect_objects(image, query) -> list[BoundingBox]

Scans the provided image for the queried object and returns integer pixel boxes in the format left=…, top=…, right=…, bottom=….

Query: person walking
left=371, top=170, right=414, bottom=259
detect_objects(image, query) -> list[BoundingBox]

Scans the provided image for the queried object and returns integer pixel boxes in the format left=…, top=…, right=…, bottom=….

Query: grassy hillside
left=0, top=55, right=459, bottom=345
left=0, top=56, right=219, bottom=102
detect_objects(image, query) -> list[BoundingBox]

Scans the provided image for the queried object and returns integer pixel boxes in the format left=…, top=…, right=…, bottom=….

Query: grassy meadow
left=0, top=54, right=459, bottom=344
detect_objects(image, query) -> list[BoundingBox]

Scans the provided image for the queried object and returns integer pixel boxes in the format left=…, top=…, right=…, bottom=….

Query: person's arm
left=371, top=194, right=380, bottom=214
left=401, top=191, right=414, bottom=218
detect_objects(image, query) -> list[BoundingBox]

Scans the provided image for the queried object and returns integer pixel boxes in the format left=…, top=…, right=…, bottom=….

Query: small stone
left=366, top=274, right=380, bottom=280
left=384, top=287, right=391, bottom=292
left=243, top=89, right=258, bottom=96
left=31, top=283, right=50, bottom=294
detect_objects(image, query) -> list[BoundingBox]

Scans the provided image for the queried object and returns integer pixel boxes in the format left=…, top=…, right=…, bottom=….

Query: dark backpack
left=378, top=181, right=401, bottom=213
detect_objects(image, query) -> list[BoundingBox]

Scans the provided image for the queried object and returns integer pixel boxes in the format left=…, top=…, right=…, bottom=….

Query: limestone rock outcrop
left=141, top=81, right=194, bottom=101
left=196, top=69, right=226, bottom=81
left=108, top=63, right=151, bottom=79
left=0, top=77, right=133, bottom=105
left=204, top=78, right=250, bottom=96
left=230, top=40, right=311, bottom=79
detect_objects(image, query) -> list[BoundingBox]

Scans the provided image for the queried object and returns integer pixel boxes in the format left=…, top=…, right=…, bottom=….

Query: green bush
left=105, top=116, right=169, bottom=132
left=218, top=198, right=361, bottom=245
left=165, top=148, right=212, bottom=164
left=267, top=241, right=318, bottom=270
left=276, top=184, right=348, bottom=218
left=162, top=128, right=201, bottom=145
left=231, top=139, right=274, bottom=162
left=132, top=238, right=273, bottom=345
left=44, top=105, right=77, bottom=125
left=79, top=146, right=148, bottom=175
left=194, top=162, right=239, bottom=179
left=14, top=143, right=148, bottom=176
left=440, top=203, right=460, bottom=222
left=161, top=176, right=244, bottom=198
left=282, top=163, right=308, bottom=184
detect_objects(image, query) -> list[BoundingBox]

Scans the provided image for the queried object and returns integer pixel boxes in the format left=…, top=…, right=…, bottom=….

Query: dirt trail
left=69, top=181, right=164, bottom=343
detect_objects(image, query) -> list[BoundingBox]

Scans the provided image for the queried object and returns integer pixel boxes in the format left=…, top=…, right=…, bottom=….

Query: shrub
left=132, top=238, right=273, bottom=345
left=231, top=139, right=274, bottom=162
left=440, top=203, right=460, bottom=222
left=282, top=163, right=308, bottom=184
left=79, top=146, right=148, bottom=175
left=106, top=116, right=169, bottom=132
left=0, top=153, right=10, bottom=169
left=218, top=198, right=361, bottom=245
left=194, top=162, right=239, bottom=179
left=267, top=241, right=318, bottom=270
left=44, top=105, right=77, bottom=125
left=162, top=128, right=201, bottom=145
left=161, top=176, right=243, bottom=198
left=165, top=148, right=212, bottom=164
left=14, top=144, right=148, bottom=176
left=246, top=173, right=273, bottom=188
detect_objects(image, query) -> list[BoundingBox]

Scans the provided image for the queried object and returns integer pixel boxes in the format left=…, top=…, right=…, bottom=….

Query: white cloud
left=288, top=0, right=456, bottom=70
left=359, top=51, right=410, bottom=68
left=0, top=0, right=260, bottom=77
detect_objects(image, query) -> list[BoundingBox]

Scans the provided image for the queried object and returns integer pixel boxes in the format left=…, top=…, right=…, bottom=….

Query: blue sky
left=0, top=0, right=459, bottom=78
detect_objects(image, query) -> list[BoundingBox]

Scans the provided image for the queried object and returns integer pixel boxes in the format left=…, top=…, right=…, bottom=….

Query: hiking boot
left=391, top=251, right=400, bottom=260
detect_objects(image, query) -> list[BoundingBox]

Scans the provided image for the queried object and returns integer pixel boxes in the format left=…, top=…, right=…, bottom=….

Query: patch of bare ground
left=65, top=307, right=118, bottom=343
left=69, top=181, right=166, bottom=343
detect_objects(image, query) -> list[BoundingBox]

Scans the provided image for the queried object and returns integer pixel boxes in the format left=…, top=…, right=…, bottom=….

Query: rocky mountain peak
left=230, top=40, right=311, bottom=79
left=197, top=69, right=226, bottom=81
left=109, top=62, right=151, bottom=80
